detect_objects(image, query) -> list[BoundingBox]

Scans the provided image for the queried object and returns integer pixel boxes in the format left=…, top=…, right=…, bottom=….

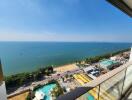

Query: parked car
left=93, top=72, right=100, bottom=77
left=87, top=69, right=93, bottom=74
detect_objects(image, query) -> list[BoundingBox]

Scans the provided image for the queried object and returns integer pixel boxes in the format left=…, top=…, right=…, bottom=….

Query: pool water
left=86, top=93, right=95, bottom=100
left=36, top=83, right=56, bottom=100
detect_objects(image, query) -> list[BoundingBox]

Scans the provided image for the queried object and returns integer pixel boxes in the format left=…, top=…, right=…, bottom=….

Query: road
left=7, top=68, right=82, bottom=97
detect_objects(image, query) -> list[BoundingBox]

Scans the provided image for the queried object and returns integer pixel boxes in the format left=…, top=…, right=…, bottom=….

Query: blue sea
left=0, top=42, right=131, bottom=76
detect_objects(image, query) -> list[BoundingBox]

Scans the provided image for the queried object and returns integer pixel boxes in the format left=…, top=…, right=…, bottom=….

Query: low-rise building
left=110, top=56, right=118, bottom=61
left=99, top=59, right=120, bottom=70
left=83, top=66, right=95, bottom=72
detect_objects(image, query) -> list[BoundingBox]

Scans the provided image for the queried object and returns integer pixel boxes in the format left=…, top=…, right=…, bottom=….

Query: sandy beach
left=54, top=63, right=79, bottom=73
left=8, top=91, right=29, bottom=100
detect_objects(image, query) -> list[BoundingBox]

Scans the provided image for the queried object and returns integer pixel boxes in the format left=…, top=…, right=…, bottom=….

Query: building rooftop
left=100, top=59, right=119, bottom=69
left=83, top=66, right=94, bottom=72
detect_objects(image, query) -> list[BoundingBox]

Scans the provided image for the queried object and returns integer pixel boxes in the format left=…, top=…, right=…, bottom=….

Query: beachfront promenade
left=7, top=68, right=82, bottom=98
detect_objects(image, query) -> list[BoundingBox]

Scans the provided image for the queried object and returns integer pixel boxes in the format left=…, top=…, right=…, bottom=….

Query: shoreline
left=5, top=63, right=78, bottom=77
left=4, top=47, right=130, bottom=76
left=5, top=48, right=130, bottom=77
left=54, top=63, right=79, bottom=73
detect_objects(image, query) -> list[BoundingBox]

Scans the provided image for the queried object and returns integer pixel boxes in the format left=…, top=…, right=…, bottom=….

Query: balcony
left=57, top=61, right=132, bottom=100
left=56, top=1, right=132, bottom=99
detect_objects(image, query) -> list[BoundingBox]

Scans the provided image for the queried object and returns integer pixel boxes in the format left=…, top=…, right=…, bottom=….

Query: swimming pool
left=87, top=94, right=94, bottom=100
left=85, top=93, right=95, bottom=100
left=35, top=83, right=56, bottom=100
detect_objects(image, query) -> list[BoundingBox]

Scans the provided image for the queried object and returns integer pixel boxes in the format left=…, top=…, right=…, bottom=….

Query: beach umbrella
left=35, top=91, right=45, bottom=100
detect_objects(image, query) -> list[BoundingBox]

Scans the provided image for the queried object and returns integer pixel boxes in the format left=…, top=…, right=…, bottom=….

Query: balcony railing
left=57, top=61, right=132, bottom=100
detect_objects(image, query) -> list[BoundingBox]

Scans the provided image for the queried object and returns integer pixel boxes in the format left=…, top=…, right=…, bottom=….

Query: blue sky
left=0, top=0, right=132, bottom=42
